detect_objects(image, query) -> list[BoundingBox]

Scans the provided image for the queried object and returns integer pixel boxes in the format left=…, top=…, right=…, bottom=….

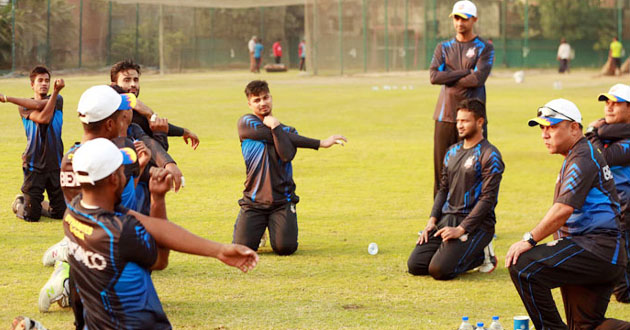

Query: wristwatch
left=522, top=232, right=537, bottom=247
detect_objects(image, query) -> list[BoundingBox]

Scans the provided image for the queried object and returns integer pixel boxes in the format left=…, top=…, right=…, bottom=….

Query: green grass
left=0, top=69, right=629, bottom=329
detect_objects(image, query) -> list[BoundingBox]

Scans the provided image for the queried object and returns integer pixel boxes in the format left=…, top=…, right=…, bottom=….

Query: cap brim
left=120, top=147, right=137, bottom=165
left=118, top=93, right=137, bottom=111
left=528, top=116, right=565, bottom=127
left=449, top=12, right=473, bottom=19
left=598, top=93, right=628, bottom=103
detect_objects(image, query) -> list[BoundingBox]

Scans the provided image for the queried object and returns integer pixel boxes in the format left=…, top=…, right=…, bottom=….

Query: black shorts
left=232, top=200, right=298, bottom=255
left=20, top=168, right=65, bottom=221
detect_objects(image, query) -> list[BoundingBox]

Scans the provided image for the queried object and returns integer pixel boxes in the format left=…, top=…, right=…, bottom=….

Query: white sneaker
left=11, top=316, right=48, bottom=330
left=478, top=241, right=497, bottom=273
left=11, top=194, right=24, bottom=215
left=42, top=237, right=69, bottom=267
left=259, top=231, right=268, bottom=248
left=38, top=261, right=70, bottom=312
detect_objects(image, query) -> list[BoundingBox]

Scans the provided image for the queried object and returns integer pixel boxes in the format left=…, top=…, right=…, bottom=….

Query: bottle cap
left=477, top=322, right=484, bottom=327
left=462, top=316, right=469, bottom=321
left=492, top=316, right=499, bottom=321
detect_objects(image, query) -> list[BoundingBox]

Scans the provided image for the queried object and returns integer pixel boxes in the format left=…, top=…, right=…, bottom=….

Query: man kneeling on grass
left=64, top=138, right=258, bottom=328
left=407, top=99, right=504, bottom=280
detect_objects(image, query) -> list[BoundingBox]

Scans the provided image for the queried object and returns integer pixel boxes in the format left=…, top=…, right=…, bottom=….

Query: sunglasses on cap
left=537, top=106, right=576, bottom=122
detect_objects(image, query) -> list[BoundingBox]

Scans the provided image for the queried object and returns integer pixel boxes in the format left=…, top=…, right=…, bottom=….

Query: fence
left=0, top=0, right=628, bottom=74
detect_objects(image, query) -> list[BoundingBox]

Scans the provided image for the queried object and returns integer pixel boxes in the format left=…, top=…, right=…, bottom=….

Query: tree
left=538, top=0, right=615, bottom=50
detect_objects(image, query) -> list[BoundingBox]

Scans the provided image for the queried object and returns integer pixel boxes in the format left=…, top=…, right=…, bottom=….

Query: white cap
left=73, top=138, right=137, bottom=185
left=598, top=84, right=630, bottom=103
left=77, top=85, right=136, bottom=124
left=528, top=98, right=582, bottom=127
left=450, top=0, right=477, bottom=18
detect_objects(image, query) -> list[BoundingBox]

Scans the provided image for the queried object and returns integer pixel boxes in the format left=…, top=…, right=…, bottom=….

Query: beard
left=459, top=126, right=478, bottom=139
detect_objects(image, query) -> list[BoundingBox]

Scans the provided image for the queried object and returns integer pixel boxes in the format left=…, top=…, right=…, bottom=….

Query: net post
left=338, top=0, right=343, bottom=75
left=78, top=0, right=83, bottom=68
left=362, top=0, right=367, bottom=73
left=11, top=0, right=16, bottom=73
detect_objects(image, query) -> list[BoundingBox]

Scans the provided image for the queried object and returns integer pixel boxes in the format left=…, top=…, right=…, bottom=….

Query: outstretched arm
left=0, top=93, right=48, bottom=110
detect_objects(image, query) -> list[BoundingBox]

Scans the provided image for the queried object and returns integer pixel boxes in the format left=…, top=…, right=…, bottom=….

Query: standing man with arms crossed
left=0, top=66, right=66, bottom=222
left=429, top=0, right=494, bottom=197
left=64, top=138, right=258, bottom=328
left=586, top=83, right=630, bottom=303
left=507, top=99, right=630, bottom=330
left=407, top=99, right=503, bottom=280
left=234, top=80, right=346, bottom=255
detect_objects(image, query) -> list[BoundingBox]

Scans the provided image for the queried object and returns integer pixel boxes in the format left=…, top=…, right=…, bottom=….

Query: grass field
left=1, top=69, right=629, bottom=329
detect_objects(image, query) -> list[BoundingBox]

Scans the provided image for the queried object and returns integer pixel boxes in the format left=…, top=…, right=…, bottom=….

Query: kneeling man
left=507, top=98, right=630, bottom=330
left=408, top=99, right=504, bottom=280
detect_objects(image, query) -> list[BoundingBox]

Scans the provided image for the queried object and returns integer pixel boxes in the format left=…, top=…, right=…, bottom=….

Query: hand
left=0, top=93, right=5, bottom=103
left=150, top=116, right=169, bottom=134
left=149, top=167, right=173, bottom=197
left=505, top=240, right=533, bottom=267
left=416, top=218, right=437, bottom=245
left=134, top=140, right=152, bottom=169
left=588, top=118, right=605, bottom=130
left=434, top=226, right=466, bottom=241
left=320, top=135, right=347, bottom=148
left=164, top=163, right=183, bottom=192
left=183, top=128, right=200, bottom=150
left=262, top=115, right=280, bottom=129
left=217, top=244, right=259, bottom=273
left=53, top=79, right=65, bottom=93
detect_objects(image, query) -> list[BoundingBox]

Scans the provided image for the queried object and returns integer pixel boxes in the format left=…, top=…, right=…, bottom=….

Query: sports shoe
left=10, top=316, right=48, bottom=330
left=478, top=241, right=497, bottom=273
left=38, top=261, right=70, bottom=312
left=42, top=237, right=70, bottom=267
left=11, top=194, right=24, bottom=215
left=259, top=230, right=268, bottom=248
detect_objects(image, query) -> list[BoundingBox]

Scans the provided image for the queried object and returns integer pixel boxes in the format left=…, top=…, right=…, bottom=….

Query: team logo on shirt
left=68, top=239, right=107, bottom=271
left=464, top=155, right=476, bottom=169
left=466, top=47, right=476, bottom=58
left=603, top=165, right=613, bottom=181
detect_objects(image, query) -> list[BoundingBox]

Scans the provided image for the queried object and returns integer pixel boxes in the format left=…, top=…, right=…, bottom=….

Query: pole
left=404, top=0, right=408, bottom=71
left=313, top=0, right=318, bottom=75
left=362, top=0, right=367, bottom=72
left=384, top=0, right=388, bottom=72
left=260, top=7, right=264, bottom=43
left=617, top=0, right=622, bottom=41
left=338, top=0, right=343, bottom=75
left=501, top=0, right=507, bottom=67
left=11, top=0, right=15, bottom=72
left=107, top=1, right=112, bottom=66
left=523, top=0, right=529, bottom=67
left=46, top=0, right=50, bottom=67
left=135, top=3, right=139, bottom=61
left=78, top=0, right=83, bottom=68
left=159, top=4, right=164, bottom=75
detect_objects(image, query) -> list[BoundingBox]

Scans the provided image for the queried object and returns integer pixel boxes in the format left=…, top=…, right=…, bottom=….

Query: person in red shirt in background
left=272, top=39, right=282, bottom=64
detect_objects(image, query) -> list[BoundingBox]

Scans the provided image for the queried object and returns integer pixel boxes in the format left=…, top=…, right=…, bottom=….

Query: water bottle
left=458, top=316, right=473, bottom=330
left=475, top=322, right=485, bottom=330
left=489, top=316, right=503, bottom=330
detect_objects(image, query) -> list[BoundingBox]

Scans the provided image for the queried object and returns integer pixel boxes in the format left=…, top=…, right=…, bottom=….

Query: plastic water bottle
left=458, top=316, right=473, bottom=330
left=475, top=322, right=485, bottom=330
left=488, top=316, right=503, bottom=330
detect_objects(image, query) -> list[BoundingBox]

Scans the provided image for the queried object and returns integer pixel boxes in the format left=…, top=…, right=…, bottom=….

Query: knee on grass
left=271, top=241, right=297, bottom=256
left=407, top=258, right=429, bottom=276
left=428, top=263, right=457, bottom=281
